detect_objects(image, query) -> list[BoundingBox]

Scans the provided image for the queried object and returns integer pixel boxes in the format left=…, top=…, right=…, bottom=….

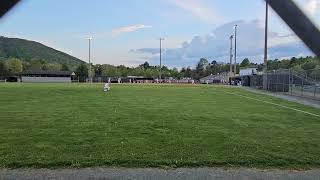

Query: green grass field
left=0, top=83, right=319, bottom=168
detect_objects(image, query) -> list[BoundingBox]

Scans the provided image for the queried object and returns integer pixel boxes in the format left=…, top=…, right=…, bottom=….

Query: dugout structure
left=21, top=70, right=74, bottom=83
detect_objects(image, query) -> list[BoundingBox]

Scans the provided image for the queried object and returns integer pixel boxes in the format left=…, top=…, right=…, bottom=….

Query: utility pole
left=159, top=38, right=164, bottom=80
left=229, top=35, right=234, bottom=76
left=234, top=25, right=238, bottom=75
left=87, top=37, right=93, bottom=83
left=263, top=1, right=269, bottom=89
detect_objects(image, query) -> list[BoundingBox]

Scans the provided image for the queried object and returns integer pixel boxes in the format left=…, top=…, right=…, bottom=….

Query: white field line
left=223, top=91, right=320, bottom=118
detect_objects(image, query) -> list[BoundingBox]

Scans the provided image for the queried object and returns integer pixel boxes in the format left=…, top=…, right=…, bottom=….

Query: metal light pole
left=159, top=38, right=164, bottom=80
left=234, top=25, right=238, bottom=74
left=264, top=1, right=268, bottom=70
left=229, top=35, right=234, bottom=75
left=263, top=1, right=269, bottom=89
left=87, top=37, right=93, bottom=83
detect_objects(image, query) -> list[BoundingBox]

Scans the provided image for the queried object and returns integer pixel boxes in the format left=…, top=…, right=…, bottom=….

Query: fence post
left=268, top=72, right=270, bottom=91
left=301, top=77, right=304, bottom=96
left=290, top=69, right=292, bottom=95
left=275, top=70, right=278, bottom=92
left=283, top=71, right=285, bottom=92
left=287, top=70, right=290, bottom=92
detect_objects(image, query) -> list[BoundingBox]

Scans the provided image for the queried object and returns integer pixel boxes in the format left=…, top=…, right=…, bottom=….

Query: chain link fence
left=246, top=69, right=320, bottom=100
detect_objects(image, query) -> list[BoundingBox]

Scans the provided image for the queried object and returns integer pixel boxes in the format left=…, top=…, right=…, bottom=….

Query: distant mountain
left=0, top=36, right=85, bottom=66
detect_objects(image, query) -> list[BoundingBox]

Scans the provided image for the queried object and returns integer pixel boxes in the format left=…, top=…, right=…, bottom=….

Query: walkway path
left=1, top=168, right=320, bottom=180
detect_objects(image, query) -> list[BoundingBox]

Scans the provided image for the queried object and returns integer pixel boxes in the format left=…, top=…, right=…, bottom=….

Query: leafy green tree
left=116, top=65, right=129, bottom=77
left=240, top=58, right=250, bottom=67
left=41, top=64, right=49, bottom=71
left=301, top=61, right=317, bottom=70
left=30, top=58, right=45, bottom=71
left=184, top=67, right=193, bottom=78
left=75, top=64, right=88, bottom=82
left=0, top=61, right=8, bottom=78
left=94, top=64, right=103, bottom=76
left=141, top=61, right=150, bottom=69
left=7, top=58, right=23, bottom=74
left=61, top=63, right=70, bottom=71
left=291, top=65, right=304, bottom=74
left=279, top=60, right=291, bottom=69
left=45, top=63, right=62, bottom=71
left=196, top=58, right=209, bottom=72
left=102, top=64, right=120, bottom=77
left=310, top=66, right=320, bottom=80
left=267, top=60, right=278, bottom=70
left=22, top=61, right=31, bottom=71
left=171, top=68, right=181, bottom=79
left=211, top=60, right=217, bottom=65
left=196, top=58, right=209, bottom=77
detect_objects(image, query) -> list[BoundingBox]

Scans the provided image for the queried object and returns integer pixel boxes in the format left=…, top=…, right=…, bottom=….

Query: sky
left=0, top=0, right=319, bottom=68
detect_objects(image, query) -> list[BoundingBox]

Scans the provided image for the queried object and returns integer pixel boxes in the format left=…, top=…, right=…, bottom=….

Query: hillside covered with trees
left=0, top=36, right=85, bottom=67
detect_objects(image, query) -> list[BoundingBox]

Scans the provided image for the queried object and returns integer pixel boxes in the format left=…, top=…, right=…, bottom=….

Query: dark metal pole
left=234, top=25, right=237, bottom=74
left=0, top=0, right=20, bottom=18
left=265, top=0, right=320, bottom=57
left=263, top=1, right=268, bottom=90
left=88, top=38, right=92, bottom=83
left=264, top=1, right=268, bottom=69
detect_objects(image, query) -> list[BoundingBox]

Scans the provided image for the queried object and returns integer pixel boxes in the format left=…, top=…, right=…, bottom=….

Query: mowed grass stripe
left=226, top=91, right=320, bottom=117
left=0, top=83, right=319, bottom=168
left=210, top=86, right=320, bottom=116
left=209, top=86, right=320, bottom=118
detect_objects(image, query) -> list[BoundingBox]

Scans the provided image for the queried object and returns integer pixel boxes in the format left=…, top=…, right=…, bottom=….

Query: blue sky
left=0, top=0, right=319, bottom=68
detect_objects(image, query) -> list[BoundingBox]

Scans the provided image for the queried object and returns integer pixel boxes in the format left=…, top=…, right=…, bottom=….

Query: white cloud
left=167, top=0, right=221, bottom=23
left=76, top=24, right=152, bottom=39
left=111, top=24, right=152, bottom=37
left=133, top=20, right=313, bottom=68
left=305, top=0, right=320, bottom=15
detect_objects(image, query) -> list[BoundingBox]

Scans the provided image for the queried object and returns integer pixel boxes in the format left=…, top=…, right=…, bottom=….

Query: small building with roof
left=21, top=70, right=75, bottom=83
left=200, top=72, right=230, bottom=84
left=239, top=67, right=258, bottom=76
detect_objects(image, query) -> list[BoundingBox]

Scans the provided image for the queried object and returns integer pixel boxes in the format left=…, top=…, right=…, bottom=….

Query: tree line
left=267, top=56, right=320, bottom=78
left=0, top=57, right=70, bottom=78
left=76, top=56, right=320, bottom=80
left=1, top=56, right=319, bottom=80
left=75, top=59, right=233, bottom=81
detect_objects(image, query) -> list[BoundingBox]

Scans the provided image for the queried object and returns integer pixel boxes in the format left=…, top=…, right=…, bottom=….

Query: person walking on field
left=103, top=82, right=110, bottom=92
